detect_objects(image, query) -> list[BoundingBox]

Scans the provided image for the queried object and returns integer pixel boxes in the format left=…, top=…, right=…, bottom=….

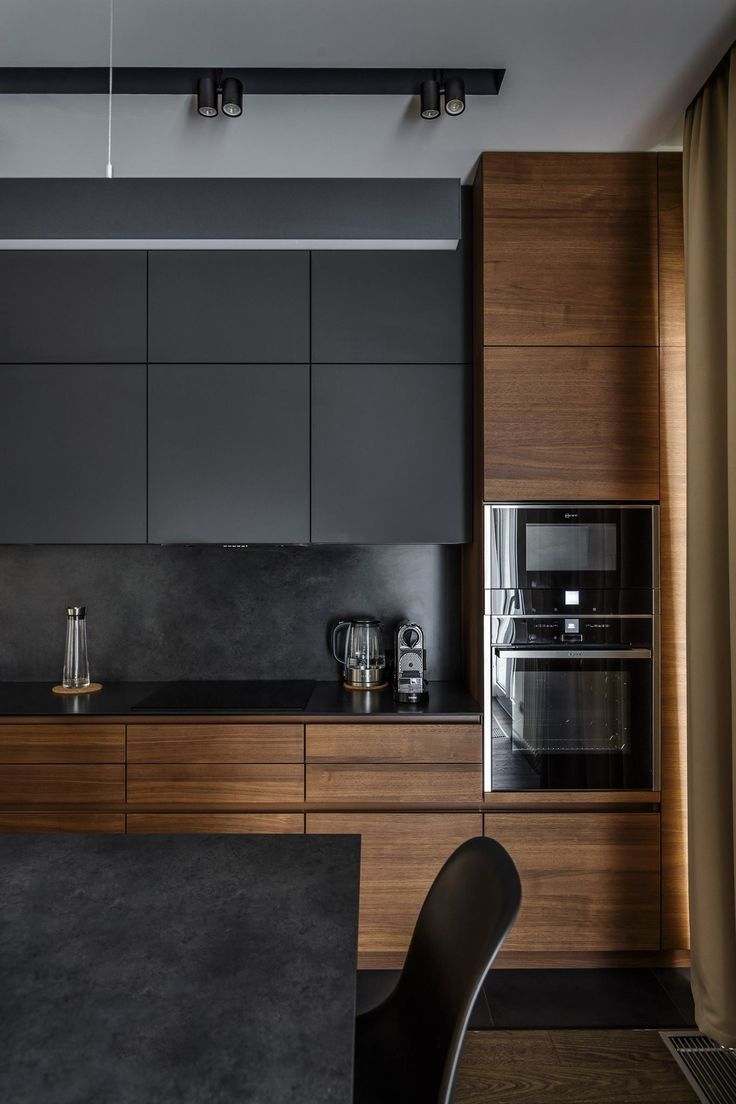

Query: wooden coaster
left=52, top=682, right=103, bottom=696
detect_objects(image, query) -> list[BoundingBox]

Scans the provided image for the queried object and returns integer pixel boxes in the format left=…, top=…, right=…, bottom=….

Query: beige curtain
left=684, top=46, right=736, bottom=1049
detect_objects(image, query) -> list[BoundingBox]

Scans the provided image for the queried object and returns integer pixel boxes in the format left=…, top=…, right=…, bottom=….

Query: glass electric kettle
left=331, top=618, right=387, bottom=690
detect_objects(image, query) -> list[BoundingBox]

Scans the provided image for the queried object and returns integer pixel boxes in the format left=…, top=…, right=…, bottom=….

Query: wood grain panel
left=127, top=724, right=304, bottom=763
left=306, top=764, right=481, bottom=804
left=126, top=813, right=304, bottom=834
left=484, top=791, right=660, bottom=808
left=484, top=347, right=659, bottom=501
left=0, top=724, right=124, bottom=763
left=126, top=764, right=304, bottom=806
left=306, top=724, right=481, bottom=763
left=660, top=345, right=689, bottom=950
left=481, top=152, right=659, bottom=217
left=0, top=812, right=125, bottom=832
left=481, top=153, right=658, bottom=347
left=484, top=812, right=661, bottom=951
left=658, top=153, right=686, bottom=348
left=0, top=765, right=125, bottom=805
left=307, top=812, right=480, bottom=955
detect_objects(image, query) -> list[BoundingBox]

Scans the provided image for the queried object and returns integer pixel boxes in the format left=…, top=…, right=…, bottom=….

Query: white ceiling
left=1, top=0, right=735, bottom=179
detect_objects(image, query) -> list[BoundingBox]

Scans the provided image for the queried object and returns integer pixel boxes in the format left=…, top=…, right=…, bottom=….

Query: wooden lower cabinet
left=126, top=764, right=304, bottom=806
left=0, top=724, right=125, bottom=763
left=0, top=812, right=125, bottom=832
left=306, top=764, right=481, bottom=804
left=306, top=724, right=481, bottom=764
left=307, top=812, right=481, bottom=960
left=127, top=724, right=304, bottom=764
left=0, top=764, right=125, bottom=805
left=127, top=813, right=304, bottom=834
left=484, top=812, right=661, bottom=951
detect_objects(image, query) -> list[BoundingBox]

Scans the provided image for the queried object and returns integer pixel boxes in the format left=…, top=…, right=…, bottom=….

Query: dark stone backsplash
left=0, top=545, right=460, bottom=683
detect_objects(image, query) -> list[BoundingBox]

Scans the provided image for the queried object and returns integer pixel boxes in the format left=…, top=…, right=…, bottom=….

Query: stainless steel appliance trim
left=483, top=614, right=492, bottom=792
left=652, top=587, right=661, bottom=789
left=487, top=610, right=655, bottom=619
left=494, top=649, right=653, bottom=660
left=484, top=502, right=658, bottom=510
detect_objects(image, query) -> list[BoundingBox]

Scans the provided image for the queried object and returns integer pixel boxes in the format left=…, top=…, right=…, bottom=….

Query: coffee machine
left=393, top=621, right=428, bottom=703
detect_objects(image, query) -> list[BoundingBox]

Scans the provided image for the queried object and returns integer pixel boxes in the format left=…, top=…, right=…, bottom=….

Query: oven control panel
left=491, top=616, right=652, bottom=648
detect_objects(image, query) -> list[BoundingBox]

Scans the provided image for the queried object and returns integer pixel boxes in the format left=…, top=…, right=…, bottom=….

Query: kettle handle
left=331, top=621, right=350, bottom=665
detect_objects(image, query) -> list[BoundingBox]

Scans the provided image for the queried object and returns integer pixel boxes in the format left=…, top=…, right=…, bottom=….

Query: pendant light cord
left=106, top=0, right=114, bottom=178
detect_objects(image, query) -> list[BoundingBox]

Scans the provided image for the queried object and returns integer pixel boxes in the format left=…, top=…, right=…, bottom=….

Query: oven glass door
left=490, top=649, right=652, bottom=790
left=490, top=506, right=654, bottom=591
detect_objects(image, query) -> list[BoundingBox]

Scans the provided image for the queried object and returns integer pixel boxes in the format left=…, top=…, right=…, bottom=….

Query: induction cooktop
left=131, top=680, right=316, bottom=713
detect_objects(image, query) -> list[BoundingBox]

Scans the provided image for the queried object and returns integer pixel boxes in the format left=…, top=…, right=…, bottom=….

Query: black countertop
left=1, top=833, right=360, bottom=1104
left=0, top=680, right=481, bottom=720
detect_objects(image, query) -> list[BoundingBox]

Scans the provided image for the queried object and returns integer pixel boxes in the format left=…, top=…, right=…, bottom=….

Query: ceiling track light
left=420, top=79, right=440, bottom=120
left=443, top=75, right=466, bottom=116
left=221, top=76, right=243, bottom=117
left=197, top=76, right=218, bottom=117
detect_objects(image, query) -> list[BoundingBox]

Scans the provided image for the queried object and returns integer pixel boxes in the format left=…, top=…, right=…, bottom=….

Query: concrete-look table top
left=0, top=833, right=360, bottom=1104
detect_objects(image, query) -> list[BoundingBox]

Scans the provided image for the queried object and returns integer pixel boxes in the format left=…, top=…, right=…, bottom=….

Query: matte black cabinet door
left=0, top=252, right=146, bottom=363
left=311, top=364, right=470, bottom=543
left=148, top=364, right=310, bottom=543
left=311, top=251, right=470, bottom=363
left=148, top=252, right=310, bottom=363
left=0, top=364, right=147, bottom=543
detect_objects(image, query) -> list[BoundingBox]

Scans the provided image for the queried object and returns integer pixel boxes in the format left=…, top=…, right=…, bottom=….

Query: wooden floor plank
left=455, top=1030, right=699, bottom=1103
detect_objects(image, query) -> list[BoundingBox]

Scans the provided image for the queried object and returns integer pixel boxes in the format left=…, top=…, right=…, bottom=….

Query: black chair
left=353, top=836, right=521, bottom=1104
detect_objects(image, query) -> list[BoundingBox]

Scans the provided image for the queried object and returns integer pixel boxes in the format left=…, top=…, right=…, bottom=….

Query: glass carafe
left=331, top=618, right=386, bottom=689
left=62, top=606, right=90, bottom=689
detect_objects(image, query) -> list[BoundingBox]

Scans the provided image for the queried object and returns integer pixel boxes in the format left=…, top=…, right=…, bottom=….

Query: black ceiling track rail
left=0, top=67, right=504, bottom=96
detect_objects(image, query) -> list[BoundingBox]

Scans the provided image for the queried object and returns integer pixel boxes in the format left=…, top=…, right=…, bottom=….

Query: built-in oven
left=483, top=504, right=659, bottom=793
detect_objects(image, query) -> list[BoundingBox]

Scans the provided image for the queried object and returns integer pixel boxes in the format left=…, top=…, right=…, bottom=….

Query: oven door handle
left=494, top=648, right=652, bottom=659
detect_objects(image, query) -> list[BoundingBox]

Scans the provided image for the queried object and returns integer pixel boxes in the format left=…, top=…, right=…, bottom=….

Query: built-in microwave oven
left=483, top=504, right=659, bottom=793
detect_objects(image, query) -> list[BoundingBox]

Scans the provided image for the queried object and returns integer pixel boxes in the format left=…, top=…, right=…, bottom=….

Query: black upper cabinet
left=148, top=252, right=310, bottom=363
left=148, top=364, right=310, bottom=544
left=311, top=363, right=470, bottom=544
left=0, top=364, right=147, bottom=543
left=310, top=248, right=471, bottom=363
left=0, top=252, right=146, bottom=363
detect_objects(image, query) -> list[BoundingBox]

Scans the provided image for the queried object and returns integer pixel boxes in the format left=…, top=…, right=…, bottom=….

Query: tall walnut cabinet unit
left=466, top=152, right=688, bottom=961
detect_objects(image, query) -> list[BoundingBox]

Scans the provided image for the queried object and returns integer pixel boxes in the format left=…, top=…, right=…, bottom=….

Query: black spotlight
left=197, top=76, right=218, bottom=117
left=444, top=76, right=466, bottom=116
left=420, top=79, right=440, bottom=120
left=221, top=76, right=243, bottom=118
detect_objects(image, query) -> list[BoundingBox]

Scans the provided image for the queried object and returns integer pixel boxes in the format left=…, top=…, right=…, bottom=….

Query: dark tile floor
left=356, top=968, right=695, bottom=1030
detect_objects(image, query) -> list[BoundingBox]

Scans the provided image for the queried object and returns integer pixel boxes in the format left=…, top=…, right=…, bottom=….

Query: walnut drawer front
left=484, top=811, right=661, bottom=951
left=307, top=812, right=481, bottom=955
left=127, top=724, right=304, bottom=763
left=126, top=813, right=304, bottom=834
left=306, top=724, right=481, bottom=764
left=0, top=725, right=125, bottom=763
left=0, top=765, right=125, bottom=805
left=306, top=763, right=481, bottom=804
left=0, top=812, right=125, bottom=832
left=126, top=764, right=304, bottom=806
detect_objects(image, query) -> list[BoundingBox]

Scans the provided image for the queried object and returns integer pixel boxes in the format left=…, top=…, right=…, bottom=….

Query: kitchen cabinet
left=311, top=362, right=470, bottom=543
left=126, top=764, right=305, bottom=806
left=483, top=346, right=660, bottom=501
left=306, top=764, right=481, bottom=804
left=0, top=251, right=147, bottom=363
left=0, top=363, right=147, bottom=543
left=148, top=363, right=310, bottom=543
left=0, top=813, right=125, bottom=832
left=311, top=250, right=470, bottom=363
left=0, top=725, right=125, bottom=763
left=127, top=724, right=304, bottom=763
left=148, top=251, right=310, bottom=363
left=307, top=812, right=481, bottom=959
left=481, top=153, right=658, bottom=346
left=483, top=812, right=661, bottom=951
left=0, top=765, right=125, bottom=805
left=126, top=813, right=304, bottom=833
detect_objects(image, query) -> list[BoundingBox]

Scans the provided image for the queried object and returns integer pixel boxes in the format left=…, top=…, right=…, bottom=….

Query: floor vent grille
left=661, top=1030, right=736, bottom=1104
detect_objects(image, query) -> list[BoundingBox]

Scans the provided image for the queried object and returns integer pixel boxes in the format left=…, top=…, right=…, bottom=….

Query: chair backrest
left=394, top=836, right=521, bottom=1103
